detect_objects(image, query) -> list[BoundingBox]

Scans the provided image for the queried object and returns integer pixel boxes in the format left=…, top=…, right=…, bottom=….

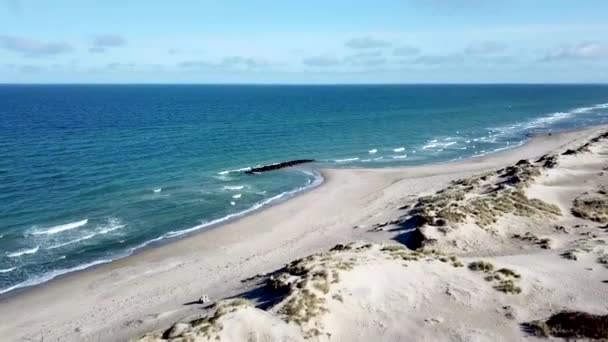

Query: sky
left=1, top=0, right=608, bottom=84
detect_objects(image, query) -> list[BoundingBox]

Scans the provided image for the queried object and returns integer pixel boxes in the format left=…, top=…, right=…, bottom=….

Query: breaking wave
left=31, top=219, right=88, bottom=236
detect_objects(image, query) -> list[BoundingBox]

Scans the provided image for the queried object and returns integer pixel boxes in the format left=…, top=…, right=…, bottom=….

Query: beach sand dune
left=2, top=126, right=608, bottom=341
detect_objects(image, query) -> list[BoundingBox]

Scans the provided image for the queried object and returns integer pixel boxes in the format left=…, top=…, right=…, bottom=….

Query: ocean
left=1, top=84, right=608, bottom=294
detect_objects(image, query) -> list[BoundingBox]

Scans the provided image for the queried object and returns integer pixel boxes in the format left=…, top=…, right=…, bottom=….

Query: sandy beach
left=2, top=125, right=608, bottom=341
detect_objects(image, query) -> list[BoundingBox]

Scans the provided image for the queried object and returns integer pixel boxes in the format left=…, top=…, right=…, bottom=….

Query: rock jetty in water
left=244, top=159, right=315, bottom=174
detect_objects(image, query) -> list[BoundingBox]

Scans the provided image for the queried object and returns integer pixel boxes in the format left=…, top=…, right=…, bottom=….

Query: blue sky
left=1, top=0, right=608, bottom=83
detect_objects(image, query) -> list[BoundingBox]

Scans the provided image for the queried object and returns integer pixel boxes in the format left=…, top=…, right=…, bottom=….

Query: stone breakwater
left=244, top=160, right=315, bottom=174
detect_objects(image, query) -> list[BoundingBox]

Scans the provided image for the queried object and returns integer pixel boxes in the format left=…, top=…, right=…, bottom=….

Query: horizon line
left=1, top=82, right=608, bottom=86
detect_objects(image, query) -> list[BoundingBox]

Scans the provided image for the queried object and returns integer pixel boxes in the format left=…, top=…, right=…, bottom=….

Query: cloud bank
left=0, top=35, right=72, bottom=57
left=542, top=42, right=608, bottom=61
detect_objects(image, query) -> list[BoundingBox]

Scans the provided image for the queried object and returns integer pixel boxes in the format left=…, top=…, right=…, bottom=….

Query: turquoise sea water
left=1, top=84, right=608, bottom=294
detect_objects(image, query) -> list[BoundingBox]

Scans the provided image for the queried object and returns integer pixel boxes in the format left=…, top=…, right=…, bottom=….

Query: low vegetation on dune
left=468, top=261, right=495, bottom=273
left=560, top=249, right=579, bottom=260
left=407, top=159, right=560, bottom=231
left=572, top=185, right=608, bottom=223
left=272, top=246, right=357, bottom=334
left=511, top=232, right=552, bottom=249
left=562, top=131, right=608, bottom=157
left=137, top=243, right=485, bottom=341
left=380, top=244, right=465, bottom=268
left=140, top=243, right=365, bottom=341
left=139, top=299, right=254, bottom=341
left=468, top=261, right=522, bottom=294
left=524, top=311, right=608, bottom=339
left=560, top=236, right=608, bottom=266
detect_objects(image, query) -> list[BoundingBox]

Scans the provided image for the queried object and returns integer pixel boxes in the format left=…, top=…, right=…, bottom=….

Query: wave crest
left=223, top=185, right=244, bottom=191
left=334, top=157, right=359, bottom=163
left=7, top=246, right=39, bottom=258
left=31, top=219, right=88, bottom=236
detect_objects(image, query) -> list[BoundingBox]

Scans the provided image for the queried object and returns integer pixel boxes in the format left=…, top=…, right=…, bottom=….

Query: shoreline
left=0, top=121, right=600, bottom=299
left=0, top=168, right=326, bottom=297
left=1, top=124, right=607, bottom=341
left=0, top=127, right=553, bottom=298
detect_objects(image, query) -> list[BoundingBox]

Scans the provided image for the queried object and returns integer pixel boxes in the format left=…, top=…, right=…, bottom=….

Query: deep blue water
left=1, top=84, right=608, bottom=294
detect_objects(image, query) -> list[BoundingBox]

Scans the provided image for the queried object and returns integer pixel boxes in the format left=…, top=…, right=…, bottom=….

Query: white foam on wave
left=0, top=267, right=16, bottom=273
left=422, top=139, right=459, bottom=150
left=232, top=193, right=242, bottom=199
left=493, top=102, right=608, bottom=136
left=230, top=201, right=236, bottom=206
left=392, top=154, right=408, bottom=159
left=47, top=233, right=96, bottom=250
left=99, top=223, right=125, bottom=235
left=571, top=103, right=608, bottom=114
left=368, top=149, right=378, bottom=154
left=31, top=219, right=88, bottom=236
left=572, top=107, right=595, bottom=114
left=471, top=140, right=524, bottom=158
left=46, top=218, right=125, bottom=250
left=0, top=258, right=114, bottom=295
left=297, top=169, right=316, bottom=178
left=7, top=246, right=39, bottom=258
left=147, top=171, right=325, bottom=243
left=0, top=170, right=328, bottom=295
left=153, top=188, right=162, bottom=193
left=334, top=157, right=359, bottom=163
left=526, top=111, right=570, bottom=129
left=393, top=147, right=405, bottom=152
left=223, top=185, right=244, bottom=191
left=218, top=167, right=251, bottom=175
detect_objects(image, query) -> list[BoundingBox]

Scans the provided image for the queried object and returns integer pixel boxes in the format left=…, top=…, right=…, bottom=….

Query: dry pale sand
left=1, top=125, right=607, bottom=342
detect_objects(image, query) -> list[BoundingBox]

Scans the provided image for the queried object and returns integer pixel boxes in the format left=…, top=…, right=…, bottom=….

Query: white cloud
left=89, top=34, right=126, bottom=53
left=345, top=37, right=391, bottom=49
left=4, top=0, right=21, bottom=13
left=105, top=62, right=136, bottom=70
left=542, top=42, right=608, bottom=61
left=344, top=51, right=387, bottom=66
left=179, top=56, right=269, bottom=70
left=89, top=47, right=105, bottom=53
left=302, top=56, right=341, bottom=67
left=409, top=55, right=464, bottom=66
left=0, top=35, right=72, bottom=57
left=92, top=34, right=126, bottom=47
left=465, top=41, right=506, bottom=55
left=392, top=46, right=420, bottom=56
